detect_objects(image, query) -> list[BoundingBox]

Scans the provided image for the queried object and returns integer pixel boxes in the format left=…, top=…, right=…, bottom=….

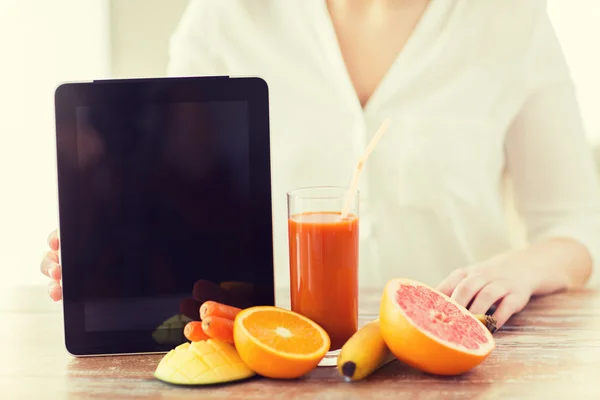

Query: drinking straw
left=340, top=118, right=391, bottom=219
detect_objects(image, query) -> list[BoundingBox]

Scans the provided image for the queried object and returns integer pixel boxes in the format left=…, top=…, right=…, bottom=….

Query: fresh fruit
left=203, top=316, right=235, bottom=343
left=184, top=321, right=211, bottom=342
left=200, top=301, right=242, bottom=321
left=336, top=319, right=396, bottom=381
left=380, top=278, right=495, bottom=376
left=233, top=306, right=330, bottom=379
left=336, top=313, right=497, bottom=382
left=154, top=340, right=255, bottom=385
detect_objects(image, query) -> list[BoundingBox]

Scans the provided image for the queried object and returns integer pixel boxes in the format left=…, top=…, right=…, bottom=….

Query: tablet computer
left=54, top=76, right=275, bottom=356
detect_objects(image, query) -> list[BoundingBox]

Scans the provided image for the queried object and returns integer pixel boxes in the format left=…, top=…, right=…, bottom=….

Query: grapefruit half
left=379, top=278, right=495, bottom=376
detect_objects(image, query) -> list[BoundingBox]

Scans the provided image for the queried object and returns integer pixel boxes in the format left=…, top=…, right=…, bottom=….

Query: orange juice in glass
left=287, top=186, right=359, bottom=364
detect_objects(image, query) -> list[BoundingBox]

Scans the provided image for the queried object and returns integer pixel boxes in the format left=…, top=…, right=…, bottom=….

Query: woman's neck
left=326, top=0, right=416, bottom=14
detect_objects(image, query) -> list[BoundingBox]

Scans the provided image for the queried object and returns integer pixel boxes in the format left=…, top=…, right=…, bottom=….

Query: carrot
left=200, top=301, right=242, bottom=321
left=184, top=321, right=210, bottom=342
left=202, top=316, right=234, bottom=343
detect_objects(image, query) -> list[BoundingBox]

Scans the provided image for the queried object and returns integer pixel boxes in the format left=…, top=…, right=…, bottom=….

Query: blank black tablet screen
left=60, top=88, right=274, bottom=353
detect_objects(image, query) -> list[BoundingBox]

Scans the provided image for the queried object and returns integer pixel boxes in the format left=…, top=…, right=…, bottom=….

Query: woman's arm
left=437, top=5, right=600, bottom=328
left=505, top=7, right=600, bottom=294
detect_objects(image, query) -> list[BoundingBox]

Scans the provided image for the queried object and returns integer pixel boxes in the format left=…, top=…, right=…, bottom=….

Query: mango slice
left=154, top=340, right=256, bottom=385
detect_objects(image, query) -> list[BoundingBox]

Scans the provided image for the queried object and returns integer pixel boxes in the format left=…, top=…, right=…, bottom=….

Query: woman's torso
left=168, top=0, right=546, bottom=290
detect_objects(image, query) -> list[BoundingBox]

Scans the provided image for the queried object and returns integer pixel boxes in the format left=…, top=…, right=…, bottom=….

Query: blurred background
left=1, top=0, right=599, bottom=288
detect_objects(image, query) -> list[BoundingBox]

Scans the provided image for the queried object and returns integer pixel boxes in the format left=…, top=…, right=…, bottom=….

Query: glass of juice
left=287, top=186, right=359, bottom=366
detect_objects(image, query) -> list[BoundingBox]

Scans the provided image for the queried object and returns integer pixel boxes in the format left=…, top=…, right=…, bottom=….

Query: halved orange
left=233, top=306, right=330, bottom=379
left=380, top=278, right=495, bottom=376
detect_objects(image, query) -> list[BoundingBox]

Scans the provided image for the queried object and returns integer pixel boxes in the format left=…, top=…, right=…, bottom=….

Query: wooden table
left=2, top=285, right=600, bottom=399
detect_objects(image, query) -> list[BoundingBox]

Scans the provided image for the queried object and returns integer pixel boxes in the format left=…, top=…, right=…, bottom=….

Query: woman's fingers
left=41, top=229, right=61, bottom=280
left=48, top=281, right=63, bottom=302
left=40, top=252, right=59, bottom=278
left=48, top=250, right=59, bottom=264
left=44, top=229, right=63, bottom=301
left=47, top=229, right=60, bottom=251
left=436, top=268, right=468, bottom=296
left=468, top=282, right=510, bottom=315
left=493, top=293, right=529, bottom=328
left=49, top=263, right=62, bottom=281
left=450, top=273, right=489, bottom=308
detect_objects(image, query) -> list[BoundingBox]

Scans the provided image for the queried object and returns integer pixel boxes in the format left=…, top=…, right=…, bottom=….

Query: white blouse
left=166, top=0, right=600, bottom=290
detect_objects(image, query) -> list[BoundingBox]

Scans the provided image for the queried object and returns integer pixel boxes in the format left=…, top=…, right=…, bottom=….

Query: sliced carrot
left=200, top=301, right=242, bottom=321
left=184, top=321, right=210, bottom=342
left=202, top=316, right=234, bottom=343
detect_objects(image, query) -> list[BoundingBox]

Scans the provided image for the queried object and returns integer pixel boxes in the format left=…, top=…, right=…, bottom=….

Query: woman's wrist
left=507, top=237, right=593, bottom=296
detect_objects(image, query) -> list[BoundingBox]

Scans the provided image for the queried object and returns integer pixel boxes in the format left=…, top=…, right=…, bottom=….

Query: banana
left=475, top=314, right=497, bottom=334
left=336, top=319, right=396, bottom=382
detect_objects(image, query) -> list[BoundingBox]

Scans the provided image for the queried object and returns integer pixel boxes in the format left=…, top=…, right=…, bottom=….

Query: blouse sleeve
left=165, top=0, right=227, bottom=77
left=505, top=6, right=600, bottom=287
